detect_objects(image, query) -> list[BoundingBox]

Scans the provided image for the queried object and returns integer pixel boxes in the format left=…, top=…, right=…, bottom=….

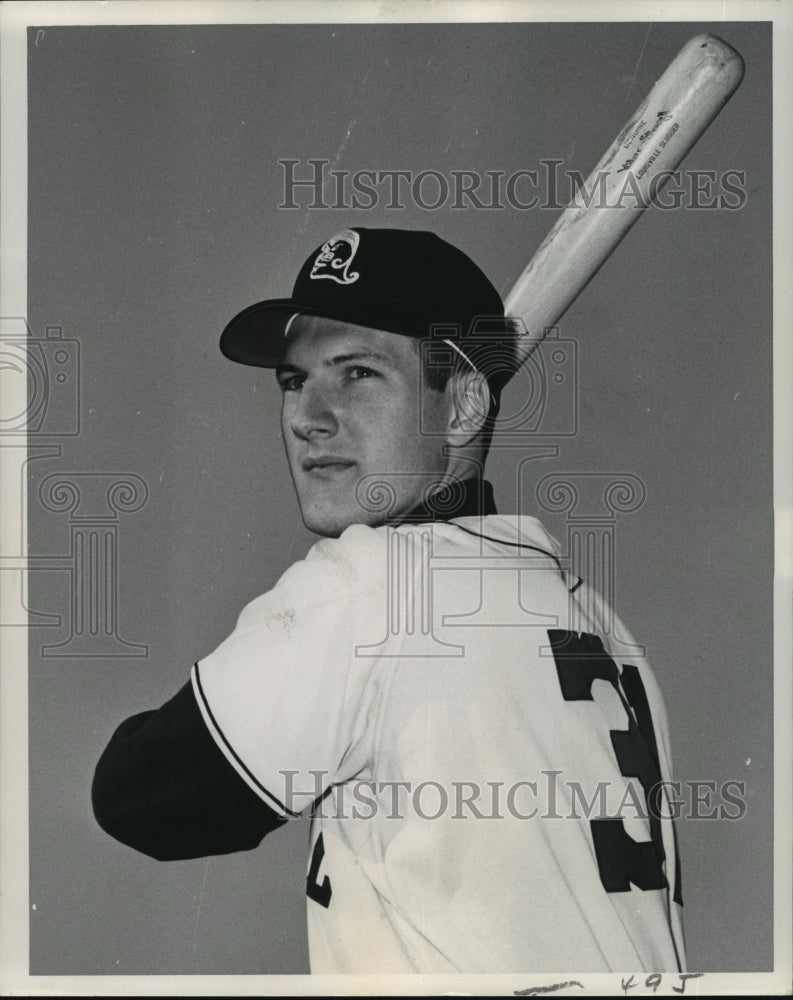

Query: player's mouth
left=302, top=455, right=356, bottom=477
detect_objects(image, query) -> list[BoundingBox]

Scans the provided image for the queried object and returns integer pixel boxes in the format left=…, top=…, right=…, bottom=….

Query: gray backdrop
left=26, top=20, right=772, bottom=975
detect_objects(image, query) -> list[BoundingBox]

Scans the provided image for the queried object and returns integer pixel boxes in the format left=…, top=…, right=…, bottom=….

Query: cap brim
left=220, top=299, right=309, bottom=368
left=219, top=297, right=435, bottom=368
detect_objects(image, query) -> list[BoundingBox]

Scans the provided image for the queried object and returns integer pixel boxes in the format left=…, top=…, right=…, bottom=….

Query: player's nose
left=288, top=379, right=339, bottom=440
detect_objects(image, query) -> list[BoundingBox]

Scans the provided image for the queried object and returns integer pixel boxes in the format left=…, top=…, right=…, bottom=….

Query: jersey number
left=548, top=629, right=681, bottom=903
left=307, top=832, right=332, bottom=908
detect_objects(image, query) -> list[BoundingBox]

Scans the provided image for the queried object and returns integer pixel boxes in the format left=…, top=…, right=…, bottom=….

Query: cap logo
left=310, top=229, right=360, bottom=285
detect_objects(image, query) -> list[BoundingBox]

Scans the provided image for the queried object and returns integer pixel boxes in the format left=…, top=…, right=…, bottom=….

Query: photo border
left=1, top=1, right=790, bottom=995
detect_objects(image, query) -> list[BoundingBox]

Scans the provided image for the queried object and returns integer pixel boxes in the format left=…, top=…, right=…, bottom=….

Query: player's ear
left=445, top=370, right=491, bottom=446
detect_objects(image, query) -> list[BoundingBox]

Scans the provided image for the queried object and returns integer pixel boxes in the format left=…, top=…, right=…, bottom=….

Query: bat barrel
left=505, top=33, right=745, bottom=367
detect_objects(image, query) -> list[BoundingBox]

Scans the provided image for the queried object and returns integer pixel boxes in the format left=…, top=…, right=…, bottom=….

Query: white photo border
left=1, top=1, right=790, bottom=996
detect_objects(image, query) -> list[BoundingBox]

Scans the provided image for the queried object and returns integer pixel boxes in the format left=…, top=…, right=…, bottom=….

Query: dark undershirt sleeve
left=91, top=681, right=285, bottom=861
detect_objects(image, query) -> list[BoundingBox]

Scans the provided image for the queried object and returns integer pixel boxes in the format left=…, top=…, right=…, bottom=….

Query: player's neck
left=391, top=475, right=495, bottom=525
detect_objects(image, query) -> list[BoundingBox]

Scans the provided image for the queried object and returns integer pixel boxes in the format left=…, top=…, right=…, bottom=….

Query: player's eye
left=345, top=365, right=379, bottom=381
left=276, top=372, right=306, bottom=392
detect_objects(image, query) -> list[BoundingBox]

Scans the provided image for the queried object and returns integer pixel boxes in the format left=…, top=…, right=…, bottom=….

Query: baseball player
left=92, top=227, right=685, bottom=974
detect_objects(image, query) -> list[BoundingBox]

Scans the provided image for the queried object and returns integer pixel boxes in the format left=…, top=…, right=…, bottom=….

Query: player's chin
left=296, top=488, right=372, bottom=538
left=299, top=504, right=370, bottom=538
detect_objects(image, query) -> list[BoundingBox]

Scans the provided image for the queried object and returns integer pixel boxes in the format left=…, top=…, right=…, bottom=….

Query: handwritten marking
left=672, top=973, right=704, bottom=994
left=621, top=973, right=704, bottom=995
left=515, top=982, right=584, bottom=997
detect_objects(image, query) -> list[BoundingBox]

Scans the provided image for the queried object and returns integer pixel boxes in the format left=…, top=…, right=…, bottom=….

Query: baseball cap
left=220, top=227, right=517, bottom=380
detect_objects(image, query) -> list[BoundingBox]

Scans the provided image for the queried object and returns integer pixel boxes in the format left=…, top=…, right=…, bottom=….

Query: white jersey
left=193, top=513, right=685, bottom=974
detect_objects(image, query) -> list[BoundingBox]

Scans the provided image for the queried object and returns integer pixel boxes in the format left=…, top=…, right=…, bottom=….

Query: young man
left=93, top=227, right=685, bottom=974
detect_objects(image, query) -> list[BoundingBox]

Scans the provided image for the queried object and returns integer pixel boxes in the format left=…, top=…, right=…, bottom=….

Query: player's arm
left=93, top=528, right=379, bottom=859
left=91, top=680, right=285, bottom=861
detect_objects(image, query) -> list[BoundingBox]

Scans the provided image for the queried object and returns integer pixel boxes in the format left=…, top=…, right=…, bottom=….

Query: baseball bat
left=505, top=33, right=744, bottom=365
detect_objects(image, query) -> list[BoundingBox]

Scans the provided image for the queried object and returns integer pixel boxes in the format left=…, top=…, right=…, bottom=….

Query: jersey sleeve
left=92, top=681, right=285, bottom=860
left=192, top=525, right=386, bottom=817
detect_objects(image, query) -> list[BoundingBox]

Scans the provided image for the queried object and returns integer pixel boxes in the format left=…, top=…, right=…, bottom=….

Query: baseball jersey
left=192, top=484, right=685, bottom=974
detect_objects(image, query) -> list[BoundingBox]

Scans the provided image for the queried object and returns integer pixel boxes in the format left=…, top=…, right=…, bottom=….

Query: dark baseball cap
left=220, top=227, right=517, bottom=377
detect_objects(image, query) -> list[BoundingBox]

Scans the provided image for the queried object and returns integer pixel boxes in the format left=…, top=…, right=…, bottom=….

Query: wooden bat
left=505, top=33, right=745, bottom=365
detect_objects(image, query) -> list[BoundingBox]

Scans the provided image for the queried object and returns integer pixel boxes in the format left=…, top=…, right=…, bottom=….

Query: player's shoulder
left=294, top=515, right=564, bottom=582
left=242, top=513, right=563, bottom=607
left=288, top=522, right=407, bottom=595
left=231, top=525, right=387, bottom=631
left=309, top=522, right=391, bottom=568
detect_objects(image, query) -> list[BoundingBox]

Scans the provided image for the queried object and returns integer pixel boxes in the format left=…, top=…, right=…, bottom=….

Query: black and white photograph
left=0, top=1, right=790, bottom=995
